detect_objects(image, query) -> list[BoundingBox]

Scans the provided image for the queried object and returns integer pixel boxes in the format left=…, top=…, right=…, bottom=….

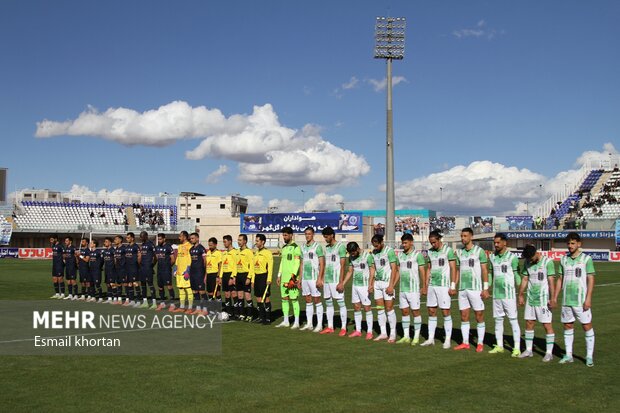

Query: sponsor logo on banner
left=583, top=250, right=610, bottom=262
left=0, top=247, right=19, bottom=259
left=18, top=248, right=53, bottom=259
left=610, top=252, right=620, bottom=262
left=540, top=251, right=567, bottom=261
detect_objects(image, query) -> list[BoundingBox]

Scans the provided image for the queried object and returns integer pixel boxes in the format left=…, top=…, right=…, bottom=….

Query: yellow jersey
left=236, top=247, right=254, bottom=276
left=206, top=248, right=222, bottom=275
left=220, top=248, right=238, bottom=277
left=253, top=248, right=274, bottom=283
left=174, top=241, right=192, bottom=288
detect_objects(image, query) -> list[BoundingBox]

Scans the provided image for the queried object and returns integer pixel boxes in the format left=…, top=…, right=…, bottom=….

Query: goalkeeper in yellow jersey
left=275, top=226, right=303, bottom=329
left=170, top=231, right=193, bottom=313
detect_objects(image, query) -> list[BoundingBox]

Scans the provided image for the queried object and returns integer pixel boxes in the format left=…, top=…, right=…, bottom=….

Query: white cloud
left=304, top=192, right=376, bottom=212
left=575, top=142, right=619, bottom=168
left=367, top=76, right=407, bottom=92
left=205, top=165, right=229, bottom=184
left=452, top=20, right=500, bottom=40
left=267, top=198, right=301, bottom=213
left=35, top=101, right=370, bottom=187
left=341, top=76, right=359, bottom=90
left=244, top=195, right=264, bottom=212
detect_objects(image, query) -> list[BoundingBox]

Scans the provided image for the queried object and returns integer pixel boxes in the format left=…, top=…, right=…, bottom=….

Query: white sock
left=477, top=322, right=485, bottom=345
left=306, top=302, right=314, bottom=327
left=546, top=333, right=555, bottom=354
left=387, top=310, right=397, bottom=339
left=413, top=316, right=422, bottom=340
left=315, top=302, right=324, bottom=328
left=378, top=310, right=387, bottom=335
left=337, top=299, right=347, bottom=329
left=525, top=330, right=535, bottom=352
left=444, top=315, right=453, bottom=343
left=428, top=316, right=437, bottom=341
left=366, top=310, right=374, bottom=334
left=585, top=329, right=595, bottom=358
left=354, top=311, right=362, bottom=332
left=509, top=318, right=521, bottom=350
left=495, top=317, right=504, bottom=347
left=564, top=329, right=574, bottom=356
left=326, top=300, right=334, bottom=329
left=402, top=314, right=411, bottom=338
left=461, top=321, right=470, bottom=344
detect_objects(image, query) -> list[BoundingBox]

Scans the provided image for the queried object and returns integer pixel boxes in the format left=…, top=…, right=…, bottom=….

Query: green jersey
left=398, top=250, right=426, bottom=293
left=372, top=247, right=398, bottom=283
left=456, top=245, right=488, bottom=291
left=559, top=251, right=595, bottom=307
left=278, top=242, right=302, bottom=283
left=427, top=244, right=456, bottom=287
left=350, top=251, right=374, bottom=287
left=521, top=256, right=556, bottom=307
left=324, top=242, right=346, bottom=284
left=488, top=250, right=520, bottom=299
left=301, top=241, right=324, bottom=281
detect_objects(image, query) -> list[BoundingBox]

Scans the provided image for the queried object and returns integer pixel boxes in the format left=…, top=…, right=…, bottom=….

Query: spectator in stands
left=554, top=217, right=560, bottom=230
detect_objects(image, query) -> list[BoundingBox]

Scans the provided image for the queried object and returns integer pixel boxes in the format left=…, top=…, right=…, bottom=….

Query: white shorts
left=399, top=292, right=420, bottom=311
left=493, top=298, right=518, bottom=319
left=302, top=279, right=321, bottom=297
left=458, top=290, right=485, bottom=312
left=352, top=285, right=371, bottom=306
left=373, top=280, right=395, bottom=301
left=524, top=303, right=552, bottom=324
left=323, top=282, right=344, bottom=300
left=427, top=286, right=451, bottom=310
left=561, top=306, right=592, bottom=324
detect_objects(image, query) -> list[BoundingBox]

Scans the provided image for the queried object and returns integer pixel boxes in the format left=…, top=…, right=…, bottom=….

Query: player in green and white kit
left=518, top=245, right=556, bottom=362
left=454, top=228, right=490, bottom=352
left=342, top=242, right=375, bottom=340
left=371, top=234, right=400, bottom=343
left=553, top=232, right=595, bottom=367
left=300, top=226, right=325, bottom=332
left=319, top=226, right=348, bottom=336
left=488, top=233, right=521, bottom=357
left=396, top=233, right=427, bottom=345
left=275, top=227, right=302, bottom=329
left=422, top=231, right=457, bottom=349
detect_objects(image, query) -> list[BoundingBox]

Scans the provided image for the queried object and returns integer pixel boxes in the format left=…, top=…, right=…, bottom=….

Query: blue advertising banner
left=241, top=212, right=362, bottom=233
left=616, top=220, right=620, bottom=246
left=583, top=250, right=610, bottom=262
left=504, top=231, right=614, bottom=240
left=0, top=216, right=12, bottom=245
left=0, top=247, right=18, bottom=259
left=506, top=216, right=534, bottom=230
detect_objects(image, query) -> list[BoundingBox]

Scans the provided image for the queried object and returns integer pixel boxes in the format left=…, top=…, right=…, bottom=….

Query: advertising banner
left=240, top=212, right=362, bottom=233
left=0, top=247, right=18, bottom=259
left=18, top=248, right=53, bottom=259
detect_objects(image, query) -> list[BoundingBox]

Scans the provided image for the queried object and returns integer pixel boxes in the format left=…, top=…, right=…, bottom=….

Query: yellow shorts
left=175, top=274, right=191, bottom=289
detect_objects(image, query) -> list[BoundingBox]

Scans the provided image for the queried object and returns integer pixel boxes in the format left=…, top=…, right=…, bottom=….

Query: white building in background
left=178, top=193, right=248, bottom=240
left=14, top=189, right=64, bottom=203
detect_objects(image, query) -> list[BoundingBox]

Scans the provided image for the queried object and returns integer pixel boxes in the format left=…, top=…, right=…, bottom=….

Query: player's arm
left=584, top=257, right=595, bottom=311
left=337, top=243, right=347, bottom=286
left=480, top=249, right=490, bottom=299
left=267, top=251, right=274, bottom=284
left=546, top=259, right=556, bottom=309
left=247, top=250, right=254, bottom=285
left=138, top=248, right=142, bottom=265
left=169, top=246, right=175, bottom=267
left=386, top=249, right=399, bottom=294
left=293, top=246, right=302, bottom=278
left=511, top=255, right=521, bottom=286
left=368, top=260, right=376, bottom=294
left=317, top=245, right=325, bottom=288
left=417, top=253, right=427, bottom=296
left=342, top=261, right=353, bottom=287
left=517, top=265, right=528, bottom=307
left=553, top=260, right=563, bottom=304
left=231, top=250, right=238, bottom=279
left=448, top=248, right=457, bottom=295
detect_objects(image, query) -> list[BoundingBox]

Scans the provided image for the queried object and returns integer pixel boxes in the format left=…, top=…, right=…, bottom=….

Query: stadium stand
left=580, top=168, right=620, bottom=220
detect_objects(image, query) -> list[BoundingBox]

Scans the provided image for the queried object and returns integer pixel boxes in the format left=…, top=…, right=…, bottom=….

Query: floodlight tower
left=374, top=16, right=406, bottom=246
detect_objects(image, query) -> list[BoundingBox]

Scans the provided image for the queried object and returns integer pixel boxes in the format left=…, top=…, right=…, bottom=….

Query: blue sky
left=1, top=0, right=618, bottom=214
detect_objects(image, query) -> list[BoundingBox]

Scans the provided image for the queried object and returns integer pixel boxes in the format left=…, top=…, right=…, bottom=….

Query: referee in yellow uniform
left=206, top=237, right=222, bottom=312
left=252, top=233, right=273, bottom=325
left=220, top=235, right=238, bottom=318
left=236, top=234, right=255, bottom=321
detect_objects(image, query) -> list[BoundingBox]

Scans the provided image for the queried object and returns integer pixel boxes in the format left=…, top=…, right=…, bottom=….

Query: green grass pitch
left=0, top=259, right=619, bottom=412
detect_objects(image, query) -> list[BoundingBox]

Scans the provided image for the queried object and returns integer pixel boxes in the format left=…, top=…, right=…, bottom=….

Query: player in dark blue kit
left=113, top=235, right=126, bottom=304
left=189, top=232, right=207, bottom=315
left=88, top=240, right=104, bottom=302
left=123, top=232, right=141, bottom=307
left=78, top=237, right=91, bottom=301
left=154, top=233, right=176, bottom=311
left=138, top=231, right=157, bottom=309
left=49, top=234, right=66, bottom=299
left=102, top=237, right=116, bottom=303
left=62, top=236, right=78, bottom=300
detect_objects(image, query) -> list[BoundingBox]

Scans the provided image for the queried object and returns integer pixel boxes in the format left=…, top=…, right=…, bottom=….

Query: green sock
left=282, top=300, right=290, bottom=317
left=292, top=300, right=300, bottom=317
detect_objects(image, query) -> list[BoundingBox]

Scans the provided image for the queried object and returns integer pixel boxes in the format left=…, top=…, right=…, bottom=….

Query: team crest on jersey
left=575, top=267, right=582, bottom=278
left=438, top=258, right=445, bottom=267
left=538, top=271, right=544, bottom=281
left=406, top=261, right=412, bottom=269
left=380, top=258, right=386, bottom=266
left=309, top=252, right=314, bottom=259
left=468, top=258, right=475, bottom=267
left=501, top=264, right=508, bottom=273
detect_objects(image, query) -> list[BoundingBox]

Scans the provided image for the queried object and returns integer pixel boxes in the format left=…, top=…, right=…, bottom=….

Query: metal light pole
left=375, top=16, right=405, bottom=246
left=300, top=189, right=306, bottom=212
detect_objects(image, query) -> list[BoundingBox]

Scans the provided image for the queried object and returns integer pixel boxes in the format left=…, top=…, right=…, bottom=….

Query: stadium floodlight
left=375, top=16, right=406, bottom=246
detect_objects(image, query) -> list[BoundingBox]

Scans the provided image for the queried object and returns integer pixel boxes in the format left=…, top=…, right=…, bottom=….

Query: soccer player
left=454, top=228, right=490, bottom=352
left=319, top=226, right=348, bottom=336
left=300, top=226, right=325, bottom=332
left=553, top=232, right=595, bottom=367
left=49, top=234, right=65, bottom=299
left=206, top=237, right=222, bottom=311
left=87, top=240, right=103, bottom=302
left=62, top=236, right=78, bottom=300
left=138, top=231, right=157, bottom=309
left=236, top=234, right=255, bottom=321
left=488, top=233, right=521, bottom=357
left=78, top=237, right=91, bottom=301
left=154, top=233, right=175, bottom=310
left=275, top=226, right=303, bottom=329
left=252, top=233, right=273, bottom=324
left=397, top=233, right=427, bottom=345
left=371, top=234, right=400, bottom=343
left=421, top=231, right=457, bottom=349
left=172, top=231, right=193, bottom=313
left=102, top=237, right=115, bottom=303
left=219, top=235, right=238, bottom=317
left=112, top=235, right=126, bottom=304
left=123, top=232, right=141, bottom=307
left=518, top=244, right=556, bottom=362
left=188, top=232, right=208, bottom=315
left=342, top=242, right=374, bottom=340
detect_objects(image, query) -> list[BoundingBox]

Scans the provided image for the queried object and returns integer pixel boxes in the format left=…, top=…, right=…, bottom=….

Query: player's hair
left=208, top=237, right=218, bottom=244
left=429, top=230, right=442, bottom=240
left=566, top=232, right=581, bottom=242
left=321, top=226, right=335, bottom=236
left=522, top=244, right=537, bottom=260
left=190, top=232, right=199, bottom=238
left=104, top=237, right=113, bottom=243
left=140, top=231, right=148, bottom=238
left=179, top=231, right=189, bottom=239
left=304, top=226, right=315, bottom=233
left=65, top=236, right=73, bottom=242
left=281, top=227, right=293, bottom=235
left=157, top=233, right=165, bottom=239
left=494, top=233, right=507, bottom=241
left=401, top=233, right=413, bottom=242
left=50, top=234, right=59, bottom=240
left=113, top=235, right=123, bottom=241
left=239, top=234, right=248, bottom=242
left=346, top=241, right=360, bottom=253
left=371, top=234, right=384, bottom=244
left=256, top=234, right=266, bottom=242
left=126, top=232, right=135, bottom=239
left=461, top=227, right=474, bottom=235
left=223, top=235, right=233, bottom=242
left=91, top=239, right=98, bottom=247
left=81, top=237, right=89, bottom=242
